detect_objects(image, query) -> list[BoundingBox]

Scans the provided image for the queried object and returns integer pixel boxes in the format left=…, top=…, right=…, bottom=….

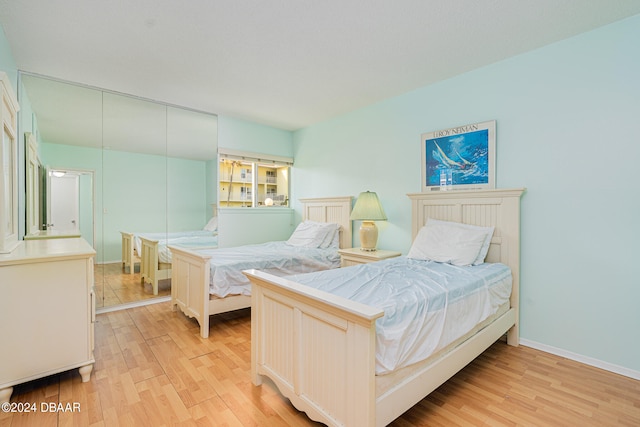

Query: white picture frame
left=421, top=120, right=496, bottom=192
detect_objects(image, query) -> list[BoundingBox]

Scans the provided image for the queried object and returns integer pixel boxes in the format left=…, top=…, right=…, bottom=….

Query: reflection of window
left=218, top=149, right=292, bottom=208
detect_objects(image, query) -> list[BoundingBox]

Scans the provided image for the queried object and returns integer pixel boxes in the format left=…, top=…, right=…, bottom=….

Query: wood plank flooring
left=2, top=301, right=639, bottom=426
left=94, top=263, right=170, bottom=309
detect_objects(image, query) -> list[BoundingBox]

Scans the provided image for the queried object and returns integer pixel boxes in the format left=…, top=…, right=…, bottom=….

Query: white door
left=48, top=172, right=79, bottom=232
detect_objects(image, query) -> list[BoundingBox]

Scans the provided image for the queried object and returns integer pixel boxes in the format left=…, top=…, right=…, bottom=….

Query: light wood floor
left=2, top=302, right=639, bottom=427
left=94, top=263, right=170, bottom=309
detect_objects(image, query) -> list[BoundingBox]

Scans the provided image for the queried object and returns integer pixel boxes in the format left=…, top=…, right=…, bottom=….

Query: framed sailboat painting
left=421, top=120, right=496, bottom=192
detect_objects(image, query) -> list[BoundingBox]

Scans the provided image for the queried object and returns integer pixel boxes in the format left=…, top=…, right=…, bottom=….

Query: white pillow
left=407, top=218, right=494, bottom=266
left=287, top=221, right=336, bottom=248
left=319, top=224, right=341, bottom=248
left=203, top=217, right=218, bottom=232
left=427, top=218, right=495, bottom=265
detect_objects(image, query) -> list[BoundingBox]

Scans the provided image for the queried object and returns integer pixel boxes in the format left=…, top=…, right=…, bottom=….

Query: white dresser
left=0, top=238, right=96, bottom=403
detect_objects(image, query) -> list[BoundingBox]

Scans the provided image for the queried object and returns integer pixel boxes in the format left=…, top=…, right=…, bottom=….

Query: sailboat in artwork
left=433, top=141, right=474, bottom=170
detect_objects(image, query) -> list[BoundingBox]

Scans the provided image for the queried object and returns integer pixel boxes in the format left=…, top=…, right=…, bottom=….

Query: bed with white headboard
left=243, top=188, right=525, bottom=427
left=169, top=196, right=352, bottom=338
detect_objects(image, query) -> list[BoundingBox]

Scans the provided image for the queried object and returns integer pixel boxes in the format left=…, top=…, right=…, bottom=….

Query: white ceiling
left=1, top=1, right=640, bottom=131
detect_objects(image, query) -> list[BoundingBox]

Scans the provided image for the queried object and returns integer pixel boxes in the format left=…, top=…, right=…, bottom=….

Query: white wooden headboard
left=408, top=188, right=525, bottom=340
left=300, top=196, right=353, bottom=249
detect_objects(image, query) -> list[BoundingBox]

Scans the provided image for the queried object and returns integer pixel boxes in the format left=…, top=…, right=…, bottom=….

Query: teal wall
left=216, top=115, right=296, bottom=245
left=205, top=159, right=217, bottom=211
left=168, top=156, right=208, bottom=230
left=78, top=172, right=94, bottom=246
left=293, top=15, right=640, bottom=375
left=218, top=115, right=293, bottom=157
left=217, top=208, right=294, bottom=248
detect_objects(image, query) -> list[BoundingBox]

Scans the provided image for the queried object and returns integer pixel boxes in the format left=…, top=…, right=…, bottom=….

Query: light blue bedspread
left=197, top=241, right=340, bottom=297
left=287, top=256, right=512, bottom=374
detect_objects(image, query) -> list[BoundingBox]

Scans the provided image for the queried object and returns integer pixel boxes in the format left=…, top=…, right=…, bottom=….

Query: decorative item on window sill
left=350, top=191, right=387, bottom=251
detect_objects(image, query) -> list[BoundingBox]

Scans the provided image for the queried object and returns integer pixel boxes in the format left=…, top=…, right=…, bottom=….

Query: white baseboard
left=520, top=338, right=640, bottom=381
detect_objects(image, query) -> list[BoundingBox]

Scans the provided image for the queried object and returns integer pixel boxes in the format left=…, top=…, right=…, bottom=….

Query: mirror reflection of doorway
left=48, top=171, right=79, bottom=232
left=46, top=168, right=95, bottom=247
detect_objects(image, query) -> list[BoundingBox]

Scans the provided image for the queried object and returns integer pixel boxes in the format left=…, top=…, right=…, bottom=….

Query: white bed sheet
left=286, top=256, right=512, bottom=375
left=134, top=230, right=218, bottom=263
left=198, top=241, right=341, bottom=298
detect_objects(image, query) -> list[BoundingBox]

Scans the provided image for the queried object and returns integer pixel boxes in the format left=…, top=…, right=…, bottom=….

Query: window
left=239, top=186, right=251, bottom=201
left=218, top=149, right=291, bottom=208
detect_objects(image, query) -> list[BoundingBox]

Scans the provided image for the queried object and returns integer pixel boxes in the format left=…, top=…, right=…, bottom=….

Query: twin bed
left=243, top=188, right=525, bottom=426
left=169, top=197, right=353, bottom=338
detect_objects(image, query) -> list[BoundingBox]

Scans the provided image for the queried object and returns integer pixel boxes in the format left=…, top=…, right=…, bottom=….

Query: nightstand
left=338, top=247, right=402, bottom=267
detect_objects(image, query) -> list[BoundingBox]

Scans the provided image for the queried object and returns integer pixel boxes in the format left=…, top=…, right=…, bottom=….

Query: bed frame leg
left=199, top=314, right=210, bottom=339
left=507, top=324, right=519, bottom=346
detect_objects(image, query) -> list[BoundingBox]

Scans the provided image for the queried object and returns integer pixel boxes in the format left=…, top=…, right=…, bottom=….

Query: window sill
left=218, top=207, right=293, bottom=215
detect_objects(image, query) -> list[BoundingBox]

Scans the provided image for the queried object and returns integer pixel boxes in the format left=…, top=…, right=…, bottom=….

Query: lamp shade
left=350, top=191, right=387, bottom=221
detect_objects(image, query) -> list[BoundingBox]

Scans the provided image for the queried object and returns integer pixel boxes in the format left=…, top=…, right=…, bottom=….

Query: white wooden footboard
left=245, top=269, right=384, bottom=427
left=244, top=268, right=517, bottom=427
left=170, top=245, right=212, bottom=338
left=169, top=246, right=252, bottom=338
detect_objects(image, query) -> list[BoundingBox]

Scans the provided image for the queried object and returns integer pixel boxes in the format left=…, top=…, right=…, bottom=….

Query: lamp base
left=359, top=221, right=378, bottom=251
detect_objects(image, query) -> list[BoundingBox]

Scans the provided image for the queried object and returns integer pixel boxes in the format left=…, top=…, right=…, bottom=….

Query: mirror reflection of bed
left=20, top=72, right=219, bottom=310
left=120, top=217, right=219, bottom=295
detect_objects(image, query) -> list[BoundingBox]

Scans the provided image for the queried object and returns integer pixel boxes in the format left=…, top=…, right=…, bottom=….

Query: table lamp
left=350, top=191, right=387, bottom=251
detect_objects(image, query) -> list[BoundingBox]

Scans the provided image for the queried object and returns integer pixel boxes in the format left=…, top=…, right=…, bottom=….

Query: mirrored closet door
left=19, top=73, right=218, bottom=310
